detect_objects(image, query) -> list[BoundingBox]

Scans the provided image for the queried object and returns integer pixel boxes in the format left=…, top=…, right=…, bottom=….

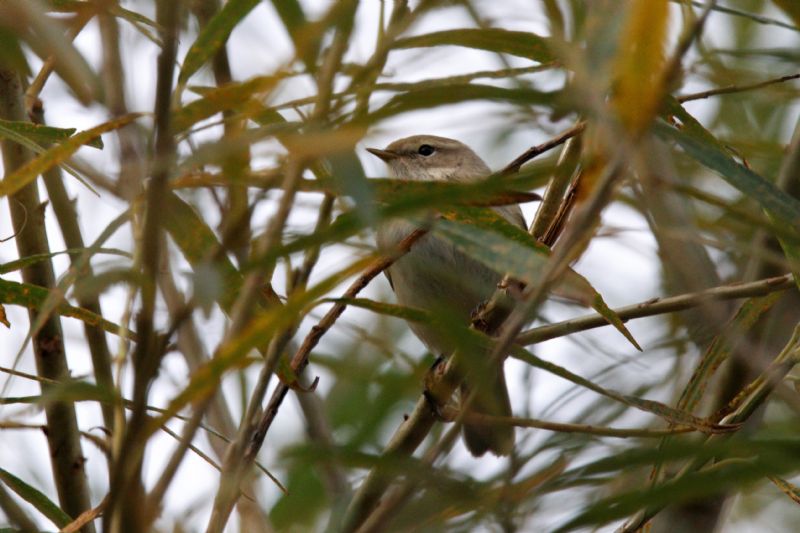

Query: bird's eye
left=417, top=144, right=435, bottom=156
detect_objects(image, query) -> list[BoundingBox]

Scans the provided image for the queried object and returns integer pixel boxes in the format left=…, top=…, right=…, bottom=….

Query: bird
left=367, top=134, right=524, bottom=457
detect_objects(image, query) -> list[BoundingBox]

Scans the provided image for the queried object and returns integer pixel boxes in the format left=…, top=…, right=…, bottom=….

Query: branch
left=678, top=73, right=800, bottom=103
left=501, top=122, right=586, bottom=175
left=517, top=274, right=795, bottom=346
left=0, top=65, right=95, bottom=531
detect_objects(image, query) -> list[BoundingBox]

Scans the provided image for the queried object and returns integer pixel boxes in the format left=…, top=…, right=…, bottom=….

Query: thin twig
left=501, top=122, right=586, bottom=175
left=516, top=274, right=795, bottom=346
left=678, top=73, right=800, bottom=102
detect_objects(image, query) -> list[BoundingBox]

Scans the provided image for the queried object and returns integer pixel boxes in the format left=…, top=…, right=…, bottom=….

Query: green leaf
left=0, top=247, right=129, bottom=274
left=145, top=256, right=373, bottom=434
left=175, top=75, right=281, bottom=132
left=394, top=28, right=553, bottom=63
left=0, top=277, right=133, bottom=340
left=162, top=191, right=244, bottom=314
left=510, top=346, right=733, bottom=432
left=435, top=207, right=640, bottom=350
left=178, top=0, right=260, bottom=87
left=677, top=293, right=783, bottom=414
left=659, top=101, right=800, bottom=233
left=0, top=119, right=103, bottom=149
left=0, top=113, right=141, bottom=198
left=369, top=84, right=559, bottom=122
left=269, top=0, right=318, bottom=69
left=328, top=297, right=431, bottom=323
left=0, top=467, right=72, bottom=528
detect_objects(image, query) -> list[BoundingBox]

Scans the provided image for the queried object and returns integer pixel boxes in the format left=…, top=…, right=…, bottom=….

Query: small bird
left=367, top=135, right=524, bottom=457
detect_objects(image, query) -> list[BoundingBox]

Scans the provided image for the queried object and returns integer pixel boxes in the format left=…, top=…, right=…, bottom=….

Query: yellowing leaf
left=0, top=113, right=142, bottom=198
left=613, top=0, right=669, bottom=134
left=773, top=0, right=800, bottom=27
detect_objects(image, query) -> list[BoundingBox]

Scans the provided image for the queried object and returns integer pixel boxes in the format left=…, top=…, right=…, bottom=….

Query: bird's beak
left=366, top=147, right=399, bottom=162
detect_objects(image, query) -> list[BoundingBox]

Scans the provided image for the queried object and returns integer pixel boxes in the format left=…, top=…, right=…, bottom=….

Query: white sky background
left=0, top=0, right=799, bottom=531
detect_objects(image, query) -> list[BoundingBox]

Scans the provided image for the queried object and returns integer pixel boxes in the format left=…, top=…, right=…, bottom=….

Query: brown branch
left=0, top=65, right=95, bottom=532
left=501, top=122, right=586, bottom=175
left=106, top=1, right=180, bottom=531
left=249, top=227, right=430, bottom=456
left=517, top=274, right=795, bottom=346
left=30, top=103, right=116, bottom=430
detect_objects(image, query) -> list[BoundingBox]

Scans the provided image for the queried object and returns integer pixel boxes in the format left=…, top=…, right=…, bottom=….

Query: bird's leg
left=423, top=355, right=458, bottom=422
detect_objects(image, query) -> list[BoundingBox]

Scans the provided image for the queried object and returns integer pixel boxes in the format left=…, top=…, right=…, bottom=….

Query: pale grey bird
left=367, top=134, right=525, bottom=457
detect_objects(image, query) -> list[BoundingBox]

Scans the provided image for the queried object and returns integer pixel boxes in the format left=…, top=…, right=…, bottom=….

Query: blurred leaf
left=556, top=438, right=800, bottom=532
left=0, top=25, right=29, bottom=75
left=678, top=293, right=784, bottom=414
left=327, top=149, right=375, bottom=223
left=0, top=113, right=141, bottom=198
left=162, top=192, right=244, bottom=314
left=268, top=0, right=319, bottom=70
left=612, top=0, right=668, bottom=133
left=0, top=248, right=127, bottom=275
left=1, top=0, right=97, bottom=103
left=175, top=75, right=281, bottom=132
left=178, top=0, right=260, bottom=87
left=0, top=304, right=8, bottom=328
left=269, top=460, right=326, bottom=529
left=659, top=103, right=800, bottom=233
left=394, top=28, right=553, bottom=62
left=329, top=297, right=430, bottom=323
left=437, top=207, right=640, bottom=350
left=0, top=119, right=103, bottom=149
left=40, top=379, right=118, bottom=406
left=0, top=467, right=72, bottom=528
left=773, top=0, right=800, bottom=26
left=511, top=346, right=725, bottom=431
left=146, top=256, right=374, bottom=433
left=0, top=277, right=133, bottom=340
left=369, top=84, right=559, bottom=122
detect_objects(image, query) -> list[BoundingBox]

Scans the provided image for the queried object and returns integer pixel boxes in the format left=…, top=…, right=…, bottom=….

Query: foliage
left=0, top=0, right=799, bottom=532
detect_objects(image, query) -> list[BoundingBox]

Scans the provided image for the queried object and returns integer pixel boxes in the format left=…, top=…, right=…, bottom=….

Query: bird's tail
left=462, top=365, right=514, bottom=457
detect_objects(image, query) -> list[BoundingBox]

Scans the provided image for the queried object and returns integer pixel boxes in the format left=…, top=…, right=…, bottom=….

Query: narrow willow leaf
left=760, top=0, right=800, bottom=27
left=394, top=28, right=553, bottom=63
left=146, top=256, right=374, bottom=434
left=556, top=448, right=797, bottom=532
left=612, top=0, right=669, bottom=133
left=678, top=293, right=783, bottom=414
left=162, top=192, right=243, bottom=314
left=511, top=346, right=725, bottom=432
left=436, top=207, right=640, bottom=350
left=0, top=113, right=142, bottom=198
left=175, top=75, right=281, bottom=132
left=328, top=297, right=431, bottom=323
left=269, top=0, right=319, bottom=70
left=39, top=379, right=118, bottom=406
left=0, top=278, right=133, bottom=340
left=178, top=0, right=260, bottom=86
left=0, top=247, right=129, bottom=274
left=8, top=0, right=96, bottom=103
left=0, top=467, right=72, bottom=528
left=657, top=105, right=800, bottom=232
left=369, top=84, right=558, bottom=122
left=0, top=119, right=102, bottom=149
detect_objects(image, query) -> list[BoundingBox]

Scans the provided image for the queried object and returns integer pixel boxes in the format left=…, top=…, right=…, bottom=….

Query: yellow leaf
left=773, top=0, right=800, bottom=27
left=612, top=0, right=670, bottom=134
left=0, top=113, right=142, bottom=198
